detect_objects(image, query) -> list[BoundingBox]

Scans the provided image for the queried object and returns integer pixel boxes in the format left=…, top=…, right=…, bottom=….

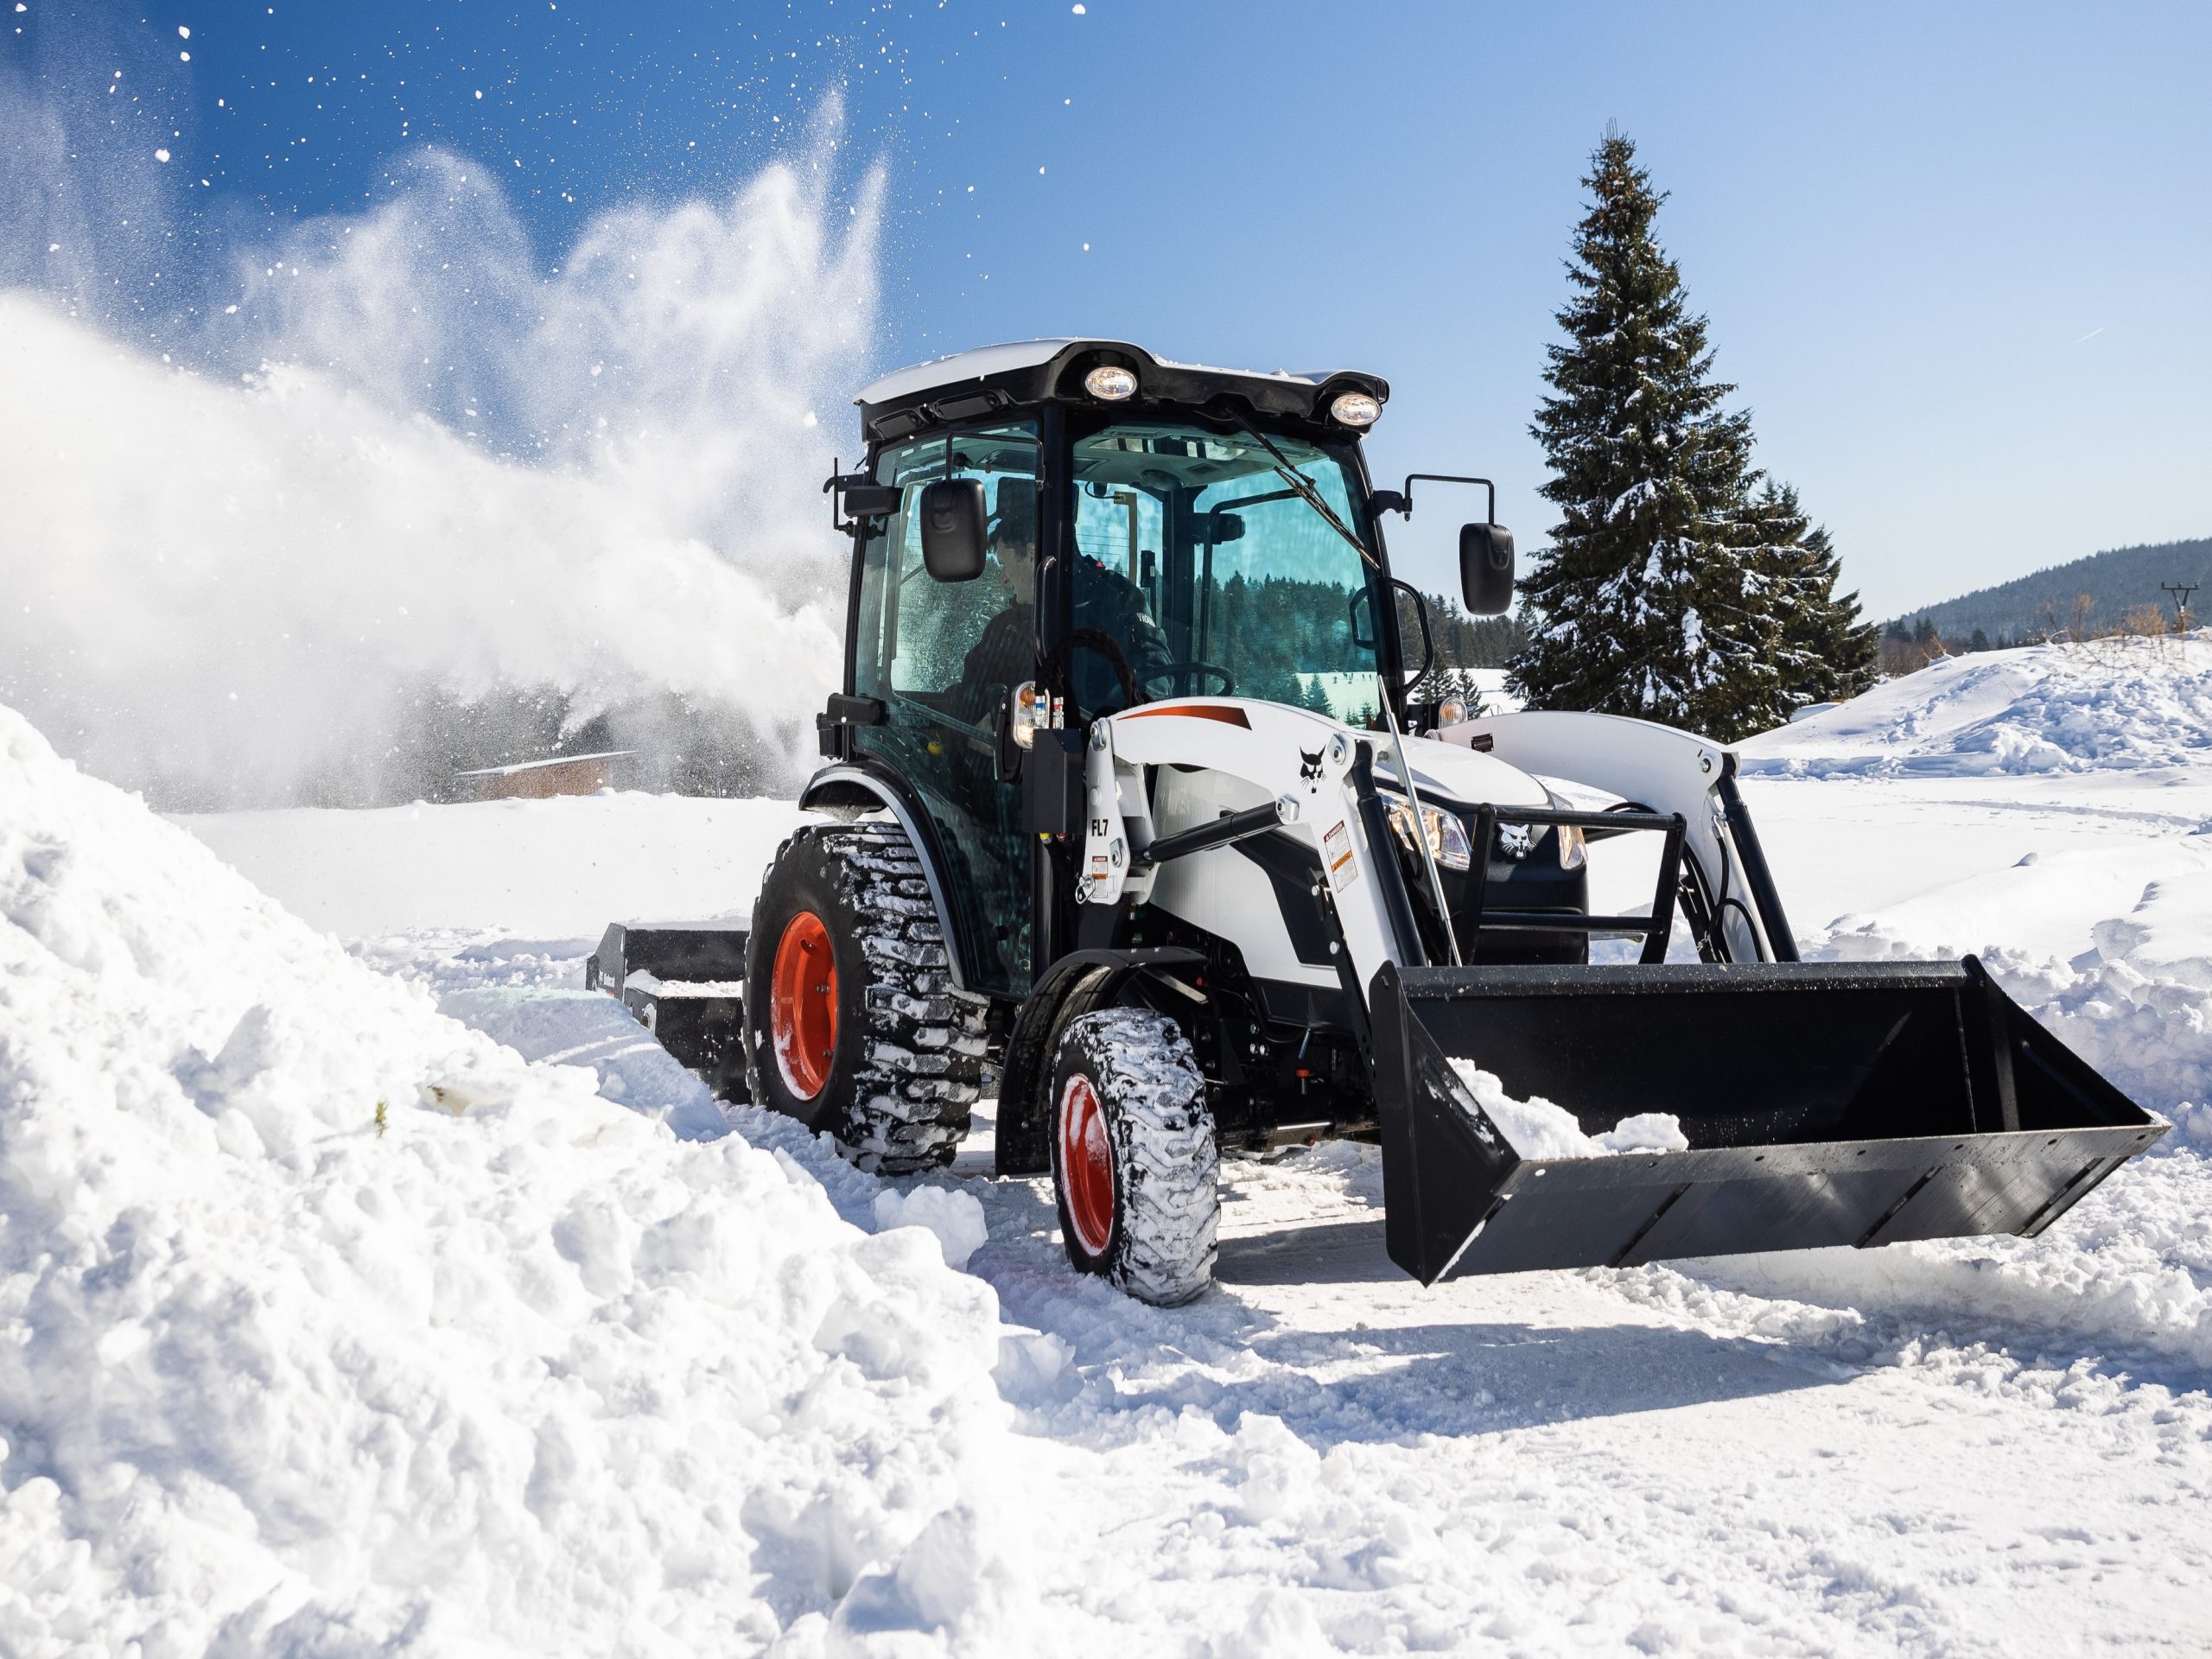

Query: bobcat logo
left=1298, top=747, right=1325, bottom=783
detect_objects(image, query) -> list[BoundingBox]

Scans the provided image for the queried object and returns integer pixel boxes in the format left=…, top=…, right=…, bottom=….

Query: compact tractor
left=591, top=340, right=2162, bottom=1305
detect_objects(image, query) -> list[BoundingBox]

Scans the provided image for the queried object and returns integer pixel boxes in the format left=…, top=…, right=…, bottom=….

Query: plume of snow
left=0, top=94, right=880, bottom=806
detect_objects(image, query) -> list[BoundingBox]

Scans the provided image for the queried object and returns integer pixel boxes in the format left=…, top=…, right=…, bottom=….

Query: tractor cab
left=812, top=339, right=1501, bottom=1001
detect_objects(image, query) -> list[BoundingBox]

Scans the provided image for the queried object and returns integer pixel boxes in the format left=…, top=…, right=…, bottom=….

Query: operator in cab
left=957, top=480, right=1174, bottom=720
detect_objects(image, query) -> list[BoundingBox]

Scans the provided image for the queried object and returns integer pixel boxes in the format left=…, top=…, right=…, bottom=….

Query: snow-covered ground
left=8, top=636, right=2212, bottom=1654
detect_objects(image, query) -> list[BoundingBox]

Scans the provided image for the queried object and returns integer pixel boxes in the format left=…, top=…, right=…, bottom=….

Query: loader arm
left=1077, top=698, right=1418, bottom=998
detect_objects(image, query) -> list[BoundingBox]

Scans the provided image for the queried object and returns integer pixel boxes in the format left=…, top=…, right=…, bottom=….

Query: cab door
left=849, top=424, right=1039, bottom=997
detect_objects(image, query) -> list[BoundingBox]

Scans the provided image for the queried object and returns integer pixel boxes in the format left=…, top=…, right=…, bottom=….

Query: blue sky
left=8, top=0, right=2209, bottom=613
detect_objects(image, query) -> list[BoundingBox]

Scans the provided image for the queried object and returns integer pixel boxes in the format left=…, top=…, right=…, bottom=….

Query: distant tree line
left=1398, top=591, right=1524, bottom=711
left=1881, top=537, right=2211, bottom=649
left=1882, top=591, right=2196, bottom=675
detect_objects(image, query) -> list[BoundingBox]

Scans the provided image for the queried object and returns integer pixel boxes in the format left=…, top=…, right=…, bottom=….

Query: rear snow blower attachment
left=588, top=337, right=2165, bottom=1304
left=586, top=922, right=749, bottom=1103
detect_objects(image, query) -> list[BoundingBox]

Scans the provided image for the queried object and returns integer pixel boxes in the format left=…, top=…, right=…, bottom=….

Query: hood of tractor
left=1372, top=731, right=1551, bottom=812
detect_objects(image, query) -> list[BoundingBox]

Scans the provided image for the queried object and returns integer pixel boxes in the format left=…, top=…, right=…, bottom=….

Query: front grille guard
left=1460, top=804, right=1688, bottom=966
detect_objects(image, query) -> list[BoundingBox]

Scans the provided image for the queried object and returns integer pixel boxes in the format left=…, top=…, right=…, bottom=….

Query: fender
left=798, top=761, right=976, bottom=994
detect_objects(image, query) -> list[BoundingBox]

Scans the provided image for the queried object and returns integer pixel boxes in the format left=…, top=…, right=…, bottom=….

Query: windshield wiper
left=1224, top=411, right=1379, bottom=571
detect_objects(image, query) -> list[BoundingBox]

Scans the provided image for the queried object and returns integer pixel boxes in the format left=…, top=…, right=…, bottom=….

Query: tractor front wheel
left=1047, top=1008, right=1218, bottom=1306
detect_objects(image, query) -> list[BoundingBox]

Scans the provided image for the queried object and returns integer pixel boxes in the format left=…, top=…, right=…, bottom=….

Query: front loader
left=592, top=339, right=2163, bottom=1304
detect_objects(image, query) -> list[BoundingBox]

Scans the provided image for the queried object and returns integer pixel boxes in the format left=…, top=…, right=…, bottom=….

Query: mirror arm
left=1401, top=474, right=1498, bottom=524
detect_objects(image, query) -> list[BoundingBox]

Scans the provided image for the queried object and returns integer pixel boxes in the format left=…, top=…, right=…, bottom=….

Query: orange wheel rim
left=1058, top=1073, right=1116, bottom=1256
left=771, top=910, right=838, bottom=1101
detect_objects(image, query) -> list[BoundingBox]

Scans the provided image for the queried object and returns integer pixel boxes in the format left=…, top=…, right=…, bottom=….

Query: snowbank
left=0, top=704, right=1034, bottom=1654
left=1738, top=633, right=2212, bottom=778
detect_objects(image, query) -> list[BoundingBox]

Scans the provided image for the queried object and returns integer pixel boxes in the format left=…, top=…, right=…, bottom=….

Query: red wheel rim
left=771, top=910, right=838, bottom=1101
left=1058, top=1073, right=1116, bottom=1257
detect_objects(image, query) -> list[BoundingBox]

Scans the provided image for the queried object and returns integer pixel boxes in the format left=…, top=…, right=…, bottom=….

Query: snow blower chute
left=591, top=338, right=2165, bottom=1306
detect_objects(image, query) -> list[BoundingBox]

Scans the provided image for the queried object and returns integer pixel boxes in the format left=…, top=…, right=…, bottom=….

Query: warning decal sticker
left=1323, top=820, right=1359, bottom=892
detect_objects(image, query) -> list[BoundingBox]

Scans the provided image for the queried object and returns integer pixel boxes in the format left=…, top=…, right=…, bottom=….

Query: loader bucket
left=1372, top=958, right=2167, bottom=1285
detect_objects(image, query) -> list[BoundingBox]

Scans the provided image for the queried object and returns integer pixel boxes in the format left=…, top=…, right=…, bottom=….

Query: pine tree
left=1744, top=480, right=1880, bottom=704
left=1509, top=130, right=1794, bottom=741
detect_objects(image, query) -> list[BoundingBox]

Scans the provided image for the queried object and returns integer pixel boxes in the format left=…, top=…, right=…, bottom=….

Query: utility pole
left=2161, top=582, right=2199, bottom=630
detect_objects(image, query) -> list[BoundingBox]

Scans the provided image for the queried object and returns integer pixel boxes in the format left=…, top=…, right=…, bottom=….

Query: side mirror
left=1200, top=509, right=1245, bottom=544
left=1459, top=522, right=1516, bottom=615
left=919, top=478, right=988, bottom=582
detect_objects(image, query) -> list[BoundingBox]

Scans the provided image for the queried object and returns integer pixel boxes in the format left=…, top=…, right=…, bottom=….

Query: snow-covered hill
left=9, top=638, right=2212, bottom=1655
left=1738, top=632, right=2212, bottom=777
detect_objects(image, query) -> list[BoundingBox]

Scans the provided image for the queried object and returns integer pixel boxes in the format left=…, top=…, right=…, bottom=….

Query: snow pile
left=0, top=704, right=1036, bottom=1654
left=873, top=1188, right=991, bottom=1273
left=1737, top=633, right=2212, bottom=778
left=1447, top=1060, right=1688, bottom=1157
left=1982, top=948, right=2211, bottom=1135
left=179, top=793, right=799, bottom=938
left=1810, top=892, right=2212, bottom=1118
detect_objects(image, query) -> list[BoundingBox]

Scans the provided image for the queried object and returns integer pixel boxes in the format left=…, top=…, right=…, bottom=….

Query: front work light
left=1329, top=391, right=1381, bottom=427
left=1376, top=787, right=1472, bottom=872
left=1084, top=365, right=1138, bottom=401
left=1010, top=681, right=1041, bottom=747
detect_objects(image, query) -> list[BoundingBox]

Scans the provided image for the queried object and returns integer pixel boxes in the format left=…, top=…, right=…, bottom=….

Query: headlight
left=1084, top=365, right=1137, bottom=401
left=1329, top=391, right=1381, bottom=428
left=1376, top=788, right=1471, bottom=872
left=1539, top=787, right=1588, bottom=869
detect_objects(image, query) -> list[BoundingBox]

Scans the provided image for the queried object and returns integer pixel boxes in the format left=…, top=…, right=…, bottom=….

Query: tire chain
left=822, top=823, right=989, bottom=1173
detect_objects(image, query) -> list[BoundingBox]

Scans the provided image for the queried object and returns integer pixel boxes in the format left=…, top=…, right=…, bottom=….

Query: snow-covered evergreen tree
left=1509, top=130, right=1792, bottom=741
left=1751, top=481, right=1880, bottom=702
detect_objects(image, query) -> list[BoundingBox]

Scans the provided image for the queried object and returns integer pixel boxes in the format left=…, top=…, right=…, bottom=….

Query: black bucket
left=1372, top=957, right=2167, bottom=1285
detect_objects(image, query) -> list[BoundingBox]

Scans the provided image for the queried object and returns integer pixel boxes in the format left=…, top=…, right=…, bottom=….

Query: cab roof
left=852, top=339, right=1389, bottom=443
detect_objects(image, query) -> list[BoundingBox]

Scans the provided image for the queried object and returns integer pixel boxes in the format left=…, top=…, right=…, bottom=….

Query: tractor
left=590, top=339, right=2162, bottom=1305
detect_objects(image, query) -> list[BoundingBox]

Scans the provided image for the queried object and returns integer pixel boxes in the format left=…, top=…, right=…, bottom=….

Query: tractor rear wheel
left=744, top=821, right=988, bottom=1173
left=1047, top=1008, right=1218, bottom=1306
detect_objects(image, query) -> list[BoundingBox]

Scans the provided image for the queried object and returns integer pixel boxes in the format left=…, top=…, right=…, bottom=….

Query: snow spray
left=0, top=60, right=879, bottom=808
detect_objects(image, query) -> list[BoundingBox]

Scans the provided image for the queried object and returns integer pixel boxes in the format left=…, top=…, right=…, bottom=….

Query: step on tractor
left=589, top=340, right=2164, bottom=1305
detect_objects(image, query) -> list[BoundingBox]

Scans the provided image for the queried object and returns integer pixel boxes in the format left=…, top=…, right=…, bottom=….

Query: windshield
left=1069, top=422, right=1384, bottom=719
